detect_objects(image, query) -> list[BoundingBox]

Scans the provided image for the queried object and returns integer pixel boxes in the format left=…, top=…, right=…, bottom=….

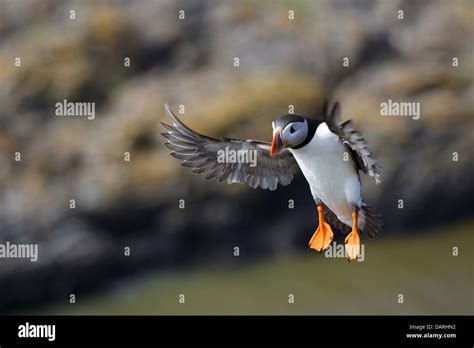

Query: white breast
left=289, top=123, right=363, bottom=227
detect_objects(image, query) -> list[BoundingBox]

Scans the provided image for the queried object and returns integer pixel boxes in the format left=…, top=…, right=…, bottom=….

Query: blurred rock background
left=0, top=0, right=473, bottom=313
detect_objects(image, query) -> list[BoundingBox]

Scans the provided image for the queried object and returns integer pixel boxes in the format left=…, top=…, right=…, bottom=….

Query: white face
left=281, top=119, right=308, bottom=147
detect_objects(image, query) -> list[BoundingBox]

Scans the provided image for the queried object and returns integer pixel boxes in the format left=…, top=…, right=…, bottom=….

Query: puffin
left=161, top=100, right=382, bottom=260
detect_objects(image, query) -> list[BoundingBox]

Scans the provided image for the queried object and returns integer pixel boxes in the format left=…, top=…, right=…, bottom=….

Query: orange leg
left=308, top=204, right=334, bottom=252
left=344, top=211, right=361, bottom=261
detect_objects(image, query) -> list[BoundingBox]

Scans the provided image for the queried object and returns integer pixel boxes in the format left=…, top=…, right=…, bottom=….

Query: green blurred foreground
left=40, top=222, right=473, bottom=315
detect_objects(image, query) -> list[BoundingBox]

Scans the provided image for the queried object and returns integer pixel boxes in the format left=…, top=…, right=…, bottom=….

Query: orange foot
left=344, top=211, right=361, bottom=261
left=309, top=205, right=334, bottom=252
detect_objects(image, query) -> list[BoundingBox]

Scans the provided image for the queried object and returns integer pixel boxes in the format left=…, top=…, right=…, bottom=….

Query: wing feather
left=162, top=103, right=300, bottom=190
left=323, top=101, right=382, bottom=184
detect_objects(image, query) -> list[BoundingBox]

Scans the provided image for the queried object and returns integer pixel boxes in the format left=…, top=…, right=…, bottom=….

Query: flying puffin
left=161, top=100, right=382, bottom=260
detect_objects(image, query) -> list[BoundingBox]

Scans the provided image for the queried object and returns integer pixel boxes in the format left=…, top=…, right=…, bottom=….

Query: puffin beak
left=270, top=128, right=284, bottom=156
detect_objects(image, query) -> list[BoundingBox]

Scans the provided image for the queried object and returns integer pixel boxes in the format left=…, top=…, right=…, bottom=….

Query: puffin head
left=270, top=114, right=309, bottom=156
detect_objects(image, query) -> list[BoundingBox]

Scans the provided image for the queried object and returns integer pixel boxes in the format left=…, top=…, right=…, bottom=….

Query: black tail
left=361, top=204, right=383, bottom=238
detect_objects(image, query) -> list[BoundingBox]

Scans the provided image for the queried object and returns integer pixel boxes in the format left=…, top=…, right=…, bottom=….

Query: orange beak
left=270, top=128, right=283, bottom=156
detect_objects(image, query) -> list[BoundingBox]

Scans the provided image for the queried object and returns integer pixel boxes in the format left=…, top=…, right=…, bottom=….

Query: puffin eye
left=289, top=125, right=296, bottom=134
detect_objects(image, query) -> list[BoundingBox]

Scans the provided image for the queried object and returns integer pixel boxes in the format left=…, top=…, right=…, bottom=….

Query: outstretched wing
left=323, top=100, right=382, bottom=184
left=161, top=103, right=300, bottom=190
